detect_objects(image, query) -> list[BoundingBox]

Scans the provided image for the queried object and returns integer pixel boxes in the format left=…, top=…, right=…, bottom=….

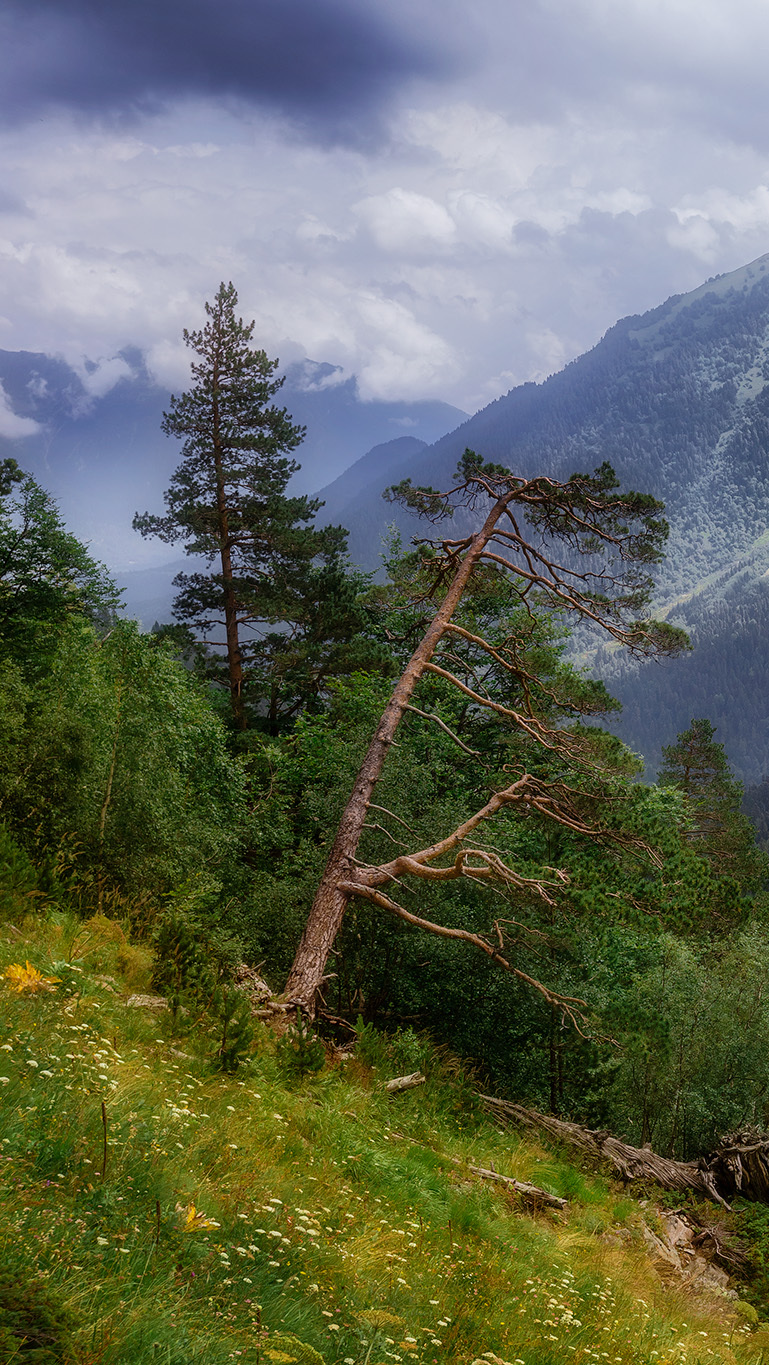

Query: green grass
left=0, top=909, right=764, bottom=1365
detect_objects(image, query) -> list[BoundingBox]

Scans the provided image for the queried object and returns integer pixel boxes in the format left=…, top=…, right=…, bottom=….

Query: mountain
left=320, top=254, right=769, bottom=782
left=314, top=434, right=430, bottom=565
left=0, top=351, right=467, bottom=574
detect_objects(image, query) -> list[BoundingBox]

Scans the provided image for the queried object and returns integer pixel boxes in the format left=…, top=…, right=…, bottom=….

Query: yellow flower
left=2, top=961, right=60, bottom=994
left=182, top=1203, right=221, bottom=1231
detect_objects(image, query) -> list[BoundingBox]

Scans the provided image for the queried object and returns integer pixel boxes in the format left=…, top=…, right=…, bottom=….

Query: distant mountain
left=314, top=435, right=430, bottom=565
left=324, top=254, right=769, bottom=782
left=0, top=351, right=467, bottom=574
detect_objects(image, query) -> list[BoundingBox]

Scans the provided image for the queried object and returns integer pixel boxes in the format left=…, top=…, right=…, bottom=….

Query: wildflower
left=182, top=1203, right=221, bottom=1232
left=3, top=962, right=60, bottom=994
left=0, top=1044, right=12, bottom=1051
left=0, top=1078, right=8, bottom=1086
left=40, top=1070, right=53, bottom=1078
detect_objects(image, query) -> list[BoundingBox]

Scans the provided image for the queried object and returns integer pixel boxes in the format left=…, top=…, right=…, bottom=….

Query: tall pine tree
left=134, top=283, right=348, bottom=729
left=658, top=717, right=768, bottom=895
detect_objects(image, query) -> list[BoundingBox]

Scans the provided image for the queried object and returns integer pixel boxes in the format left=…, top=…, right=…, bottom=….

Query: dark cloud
left=0, top=0, right=452, bottom=141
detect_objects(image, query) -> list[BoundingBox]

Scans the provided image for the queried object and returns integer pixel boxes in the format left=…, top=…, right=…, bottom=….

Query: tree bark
left=466, top=1163, right=567, bottom=1210
left=282, top=492, right=515, bottom=1011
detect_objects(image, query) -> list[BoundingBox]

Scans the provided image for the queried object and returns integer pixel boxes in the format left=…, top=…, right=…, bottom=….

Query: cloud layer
left=1, top=0, right=448, bottom=141
left=3, top=0, right=769, bottom=413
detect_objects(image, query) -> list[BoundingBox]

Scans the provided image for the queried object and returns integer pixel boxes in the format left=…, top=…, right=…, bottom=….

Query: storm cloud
left=0, top=0, right=451, bottom=140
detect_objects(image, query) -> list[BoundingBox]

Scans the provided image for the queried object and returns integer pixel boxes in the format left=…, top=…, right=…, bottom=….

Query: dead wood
left=479, top=1097, right=769, bottom=1210
left=467, top=1162, right=567, bottom=1210
left=384, top=1071, right=427, bottom=1093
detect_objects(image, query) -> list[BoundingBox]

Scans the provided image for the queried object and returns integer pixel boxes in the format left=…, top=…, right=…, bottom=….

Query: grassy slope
left=0, top=912, right=765, bottom=1365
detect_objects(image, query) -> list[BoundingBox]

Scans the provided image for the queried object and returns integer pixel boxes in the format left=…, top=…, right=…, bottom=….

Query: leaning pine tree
left=283, top=452, right=690, bottom=1016
left=134, top=282, right=347, bottom=730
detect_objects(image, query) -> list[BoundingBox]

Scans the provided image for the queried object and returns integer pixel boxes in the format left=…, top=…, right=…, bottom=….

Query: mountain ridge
left=317, top=252, right=769, bottom=780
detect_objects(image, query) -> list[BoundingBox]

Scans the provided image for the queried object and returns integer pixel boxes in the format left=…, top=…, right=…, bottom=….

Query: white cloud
left=355, top=187, right=457, bottom=252
left=73, top=355, right=135, bottom=399
left=0, top=382, right=41, bottom=438
left=353, top=291, right=458, bottom=400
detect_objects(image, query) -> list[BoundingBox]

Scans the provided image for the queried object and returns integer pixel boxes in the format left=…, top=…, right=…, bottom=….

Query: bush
left=0, top=821, right=41, bottom=922
left=0, top=1269, right=78, bottom=1364
left=275, top=1015, right=326, bottom=1080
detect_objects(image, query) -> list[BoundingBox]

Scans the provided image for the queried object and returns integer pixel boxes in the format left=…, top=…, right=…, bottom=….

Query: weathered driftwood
left=467, top=1162, right=567, bottom=1210
left=385, top=1071, right=427, bottom=1094
left=480, top=1097, right=769, bottom=1210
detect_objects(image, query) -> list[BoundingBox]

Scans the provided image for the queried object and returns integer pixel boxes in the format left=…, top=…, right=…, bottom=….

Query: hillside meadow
left=0, top=907, right=768, bottom=1365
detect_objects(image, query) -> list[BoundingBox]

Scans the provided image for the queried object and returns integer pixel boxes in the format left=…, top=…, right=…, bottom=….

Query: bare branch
left=404, top=703, right=481, bottom=756
left=338, top=880, right=591, bottom=1033
left=423, top=661, right=564, bottom=748
left=362, top=822, right=409, bottom=849
left=367, top=802, right=416, bottom=833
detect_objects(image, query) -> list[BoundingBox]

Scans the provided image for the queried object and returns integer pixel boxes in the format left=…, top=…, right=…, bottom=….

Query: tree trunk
left=282, top=492, right=515, bottom=1011
left=481, top=1096, right=769, bottom=1209
left=212, top=384, right=246, bottom=731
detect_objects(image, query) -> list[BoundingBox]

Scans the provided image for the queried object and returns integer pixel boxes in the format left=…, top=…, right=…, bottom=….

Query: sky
left=3, top=0, right=769, bottom=418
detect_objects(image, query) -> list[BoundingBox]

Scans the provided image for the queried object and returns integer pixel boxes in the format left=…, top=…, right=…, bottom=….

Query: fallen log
left=479, top=1097, right=769, bottom=1210
left=385, top=1071, right=427, bottom=1094
left=467, top=1162, right=567, bottom=1210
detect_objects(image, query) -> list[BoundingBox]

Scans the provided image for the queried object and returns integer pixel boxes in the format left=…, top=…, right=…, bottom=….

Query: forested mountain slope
left=321, top=255, right=769, bottom=780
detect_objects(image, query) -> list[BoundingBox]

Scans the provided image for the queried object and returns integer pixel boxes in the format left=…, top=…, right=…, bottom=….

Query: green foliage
left=0, top=911, right=756, bottom=1365
left=354, top=1015, right=388, bottom=1068
left=0, top=820, right=40, bottom=921
left=0, top=617, right=247, bottom=906
left=275, top=1015, right=326, bottom=1080
left=151, top=897, right=242, bottom=1017
left=133, top=281, right=380, bottom=731
left=264, top=1333, right=326, bottom=1365
left=213, top=986, right=255, bottom=1072
left=658, top=717, right=768, bottom=894
left=0, top=1268, right=78, bottom=1364
left=152, top=906, right=217, bottom=1020
left=0, top=465, right=118, bottom=671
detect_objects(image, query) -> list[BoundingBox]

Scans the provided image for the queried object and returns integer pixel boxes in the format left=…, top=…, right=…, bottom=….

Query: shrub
left=0, top=1269, right=78, bottom=1364
left=275, top=1014, right=326, bottom=1080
